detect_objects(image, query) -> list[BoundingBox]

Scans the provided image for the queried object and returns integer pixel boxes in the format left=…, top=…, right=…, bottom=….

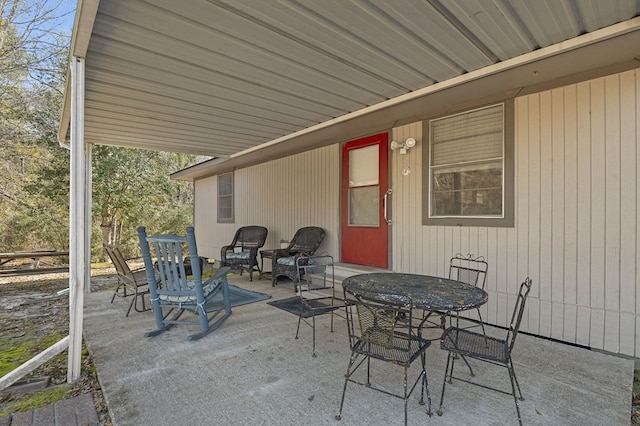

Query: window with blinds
left=217, top=172, right=234, bottom=223
left=429, top=104, right=504, bottom=218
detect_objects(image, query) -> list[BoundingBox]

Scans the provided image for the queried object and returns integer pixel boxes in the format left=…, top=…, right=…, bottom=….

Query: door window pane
left=348, top=145, right=379, bottom=226
left=349, top=186, right=379, bottom=226
left=349, top=145, right=378, bottom=186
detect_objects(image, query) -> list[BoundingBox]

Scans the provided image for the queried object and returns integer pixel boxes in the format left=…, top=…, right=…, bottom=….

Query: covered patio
left=55, top=1, right=640, bottom=408
left=84, top=272, right=632, bottom=425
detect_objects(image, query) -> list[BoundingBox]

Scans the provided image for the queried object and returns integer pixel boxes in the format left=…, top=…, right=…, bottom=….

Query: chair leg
left=125, top=294, right=136, bottom=317
left=133, top=288, right=150, bottom=313
left=144, top=307, right=183, bottom=337
left=507, top=357, right=523, bottom=425
left=111, top=279, right=128, bottom=303
left=295, top=308, right=303, bottom=340
left=437, top=352, right=453, bottom=416
left=110, top=286, right=119, bottom=303
left=145, top=297, right=170, bottom=337
left=459, top=354, right=475, bottom=377
left=311, top=311, right=317, bottom=358
left=418, top=350, right=432, bottom=415
left=335, top=351, right=358, bottom=421
left=403, top=366, right=408, bottom=426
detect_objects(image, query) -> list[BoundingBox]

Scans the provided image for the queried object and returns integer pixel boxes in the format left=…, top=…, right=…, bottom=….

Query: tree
left=1, top=0, right=72, bottom=250
left=91, top=146, right=204, bottom=259
left=1, top=0, right=207, bottom=259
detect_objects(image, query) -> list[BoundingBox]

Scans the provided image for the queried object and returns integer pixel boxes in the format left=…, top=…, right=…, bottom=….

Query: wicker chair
left=437, top=277, right=533, bottom=425
left=271, top=226, right=325, bottom=290
left=220, top=226, right=268, bottom=281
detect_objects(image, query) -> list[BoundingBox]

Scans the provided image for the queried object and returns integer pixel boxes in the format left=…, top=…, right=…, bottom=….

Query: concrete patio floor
left=83, top=273, right=633, bottom=425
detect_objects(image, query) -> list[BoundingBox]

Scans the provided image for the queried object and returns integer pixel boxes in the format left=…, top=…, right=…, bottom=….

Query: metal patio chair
left=294, top=253, right=346, bottom=357
left=220, top=225, right=268, bottom=281
left=336, top=288, right=432, bottom=425
left=138, top=226, right=232, bottom=341
left=271, top=226, right=325, bottom=291
left=422, top=254, right=488, bottom=335
left=437, top=277, right=533, bottom=425
left=104, top=244, right=151, bottom=317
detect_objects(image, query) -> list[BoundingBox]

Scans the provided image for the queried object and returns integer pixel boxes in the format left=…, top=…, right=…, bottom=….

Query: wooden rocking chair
left=138, top=226, right=232, bottom=341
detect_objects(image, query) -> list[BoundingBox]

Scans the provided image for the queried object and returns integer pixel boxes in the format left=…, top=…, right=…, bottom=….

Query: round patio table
left=342, top=272, right=488, bottom=311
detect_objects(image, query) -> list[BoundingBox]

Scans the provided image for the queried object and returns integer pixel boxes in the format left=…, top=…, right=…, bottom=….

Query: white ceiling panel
left=60, top=0, right=640, bottom=162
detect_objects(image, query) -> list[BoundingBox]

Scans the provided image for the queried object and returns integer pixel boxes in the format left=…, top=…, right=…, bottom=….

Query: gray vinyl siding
left=195, top=68, right=640, bottom=357
left=390, top=69, right=639, bottom=356
left=195, top=145, right=340, bottom=265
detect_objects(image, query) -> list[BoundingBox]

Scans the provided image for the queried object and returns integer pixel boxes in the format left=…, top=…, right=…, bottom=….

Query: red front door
left=341, top=133, right=389, bottom=268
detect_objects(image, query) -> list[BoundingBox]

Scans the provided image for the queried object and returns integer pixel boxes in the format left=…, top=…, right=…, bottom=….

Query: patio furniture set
left=219, top=225, right=326, bottom=290
left=337, top=268, right=532, bottom=426
left=107, top=226, right=532, bottom=425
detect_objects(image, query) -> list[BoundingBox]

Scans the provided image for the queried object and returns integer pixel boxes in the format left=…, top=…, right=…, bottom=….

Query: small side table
left=259, top=249, right=276, bottom=280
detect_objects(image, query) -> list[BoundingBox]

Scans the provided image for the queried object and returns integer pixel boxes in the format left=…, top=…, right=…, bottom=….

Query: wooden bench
left=0, top=250, right=69, bottom=276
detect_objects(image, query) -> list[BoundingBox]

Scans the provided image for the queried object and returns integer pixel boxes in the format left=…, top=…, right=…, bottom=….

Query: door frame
left=340, top=132, right=390, bottom=268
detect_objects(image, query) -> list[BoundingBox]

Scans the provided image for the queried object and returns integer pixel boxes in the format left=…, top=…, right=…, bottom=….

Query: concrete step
left=333, top=262, right=389, bottom=282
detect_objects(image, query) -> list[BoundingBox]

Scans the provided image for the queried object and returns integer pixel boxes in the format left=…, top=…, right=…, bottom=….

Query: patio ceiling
left=59, top=0, right=640, bottom=175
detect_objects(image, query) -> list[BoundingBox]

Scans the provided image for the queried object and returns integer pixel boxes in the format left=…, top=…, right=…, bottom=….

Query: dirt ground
left=0, top=269, right=117, bottom=425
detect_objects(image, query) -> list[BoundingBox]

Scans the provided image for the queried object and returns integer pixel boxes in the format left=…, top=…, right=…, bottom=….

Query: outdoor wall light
left=390, top=137, right=416, bottom=154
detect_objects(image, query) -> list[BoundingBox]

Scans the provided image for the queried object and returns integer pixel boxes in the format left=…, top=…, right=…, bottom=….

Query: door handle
left=383, top=189, right=392, bottom=225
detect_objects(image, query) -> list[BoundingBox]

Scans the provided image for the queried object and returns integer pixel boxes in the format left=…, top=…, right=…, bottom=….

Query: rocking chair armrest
left=205, top=266, right=231, bottom=284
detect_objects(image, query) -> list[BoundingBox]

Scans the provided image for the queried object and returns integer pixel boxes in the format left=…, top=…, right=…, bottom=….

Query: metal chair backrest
left=507, top=277, right=533, bottom=352
left=104, top=244, right=134, bottom=280
left=344, top=287, right=414, bottom=352
left=449, top=254, right=488, bottom=289
left=296, top=253, right=334, bottom=286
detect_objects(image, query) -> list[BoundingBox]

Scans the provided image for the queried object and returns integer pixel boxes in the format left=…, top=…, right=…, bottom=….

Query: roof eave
left=57, top=0, right=100, bottom=145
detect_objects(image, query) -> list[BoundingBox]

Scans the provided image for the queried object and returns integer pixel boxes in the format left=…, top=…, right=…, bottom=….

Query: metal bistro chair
left=138, top=226, right=232, bottom=341
left=104, top=244, right=152, bottom=317
left=437, top=277, right=533, bottom=425
left=294, top=253, right=345, bottom=357
left=423, top=254, right=488, bottom=335
left=336, top=288, right=432, bottom=426
left=220, top=225, right=268, bottom=281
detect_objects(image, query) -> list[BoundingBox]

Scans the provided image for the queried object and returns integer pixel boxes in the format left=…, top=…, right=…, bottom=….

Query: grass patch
left=0, top=386, right=68, bottom=416
left=0, top=332, right=66, bottom=377
left=0, top=344, right=32, bottom=378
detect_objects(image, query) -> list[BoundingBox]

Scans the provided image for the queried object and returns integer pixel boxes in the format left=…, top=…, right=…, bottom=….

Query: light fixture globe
left=390, top=140, right=404, bottom=150
left=404, top=137, right=416, bottom=148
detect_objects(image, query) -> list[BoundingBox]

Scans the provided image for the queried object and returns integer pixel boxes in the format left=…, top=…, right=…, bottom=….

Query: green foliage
left=0, top=0, right=206, bottom=258
left=0, top=332, right=65, bottom=377
left=0, top=386, right=67, bottom=416
left=90, top=146, right=203, bottom=259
